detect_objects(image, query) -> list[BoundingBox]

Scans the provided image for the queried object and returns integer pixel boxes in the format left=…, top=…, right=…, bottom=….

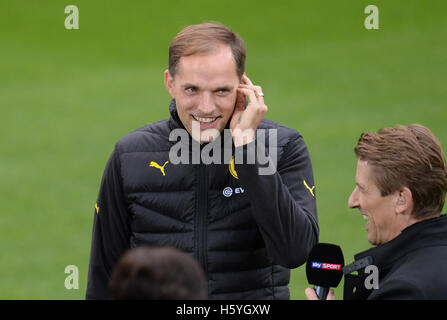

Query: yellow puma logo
left=95, top=202, right=99, bottom=214
left=149, top=161, right=169, bottom=176
left=303, top=179, right=315, bottom=197
left=229, top=156, right=239, bottom=180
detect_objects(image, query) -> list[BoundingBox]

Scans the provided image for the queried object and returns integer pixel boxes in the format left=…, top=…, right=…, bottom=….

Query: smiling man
left=86, top=22, right=319, bottom=299
left=165, top=43, right=239, bottom=144
left=348, top=159, right=421, bottom=246
left=306, top=124, right=447, bottom=300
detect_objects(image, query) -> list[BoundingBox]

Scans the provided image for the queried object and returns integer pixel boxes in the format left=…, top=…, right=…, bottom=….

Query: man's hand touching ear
left=230, top=74, right=267, bottom=147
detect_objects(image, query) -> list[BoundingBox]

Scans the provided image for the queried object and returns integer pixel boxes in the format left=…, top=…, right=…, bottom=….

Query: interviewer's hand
left=230, top=74, right=267, bottom=147
left=304, top=287, right=335, bottom=300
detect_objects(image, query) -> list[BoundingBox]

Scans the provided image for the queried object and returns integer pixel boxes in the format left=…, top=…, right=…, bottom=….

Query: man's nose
left=348, top=188, right=359, bottom=209
left=197, top=92, right=216, bottom=115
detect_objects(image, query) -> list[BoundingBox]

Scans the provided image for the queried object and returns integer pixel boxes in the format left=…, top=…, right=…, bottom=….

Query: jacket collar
left=168, top=99, right=184, bottom=131
left=349, top=214, right=447, bottom=272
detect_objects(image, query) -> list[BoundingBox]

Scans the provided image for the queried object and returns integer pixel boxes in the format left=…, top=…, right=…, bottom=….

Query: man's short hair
left=109, top=246, right=207, bottom=299
left=168, top=22, right=246, bottom=79
left=354, top=124, right=447, bottom=219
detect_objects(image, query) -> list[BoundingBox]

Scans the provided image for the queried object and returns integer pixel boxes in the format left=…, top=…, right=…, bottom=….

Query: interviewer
left=306, top=124, right=447, bottom=299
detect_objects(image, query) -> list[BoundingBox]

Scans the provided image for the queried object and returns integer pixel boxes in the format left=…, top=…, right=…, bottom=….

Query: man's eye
left=217, top=89, right=229, bottom=95
left=185, top=87, right=197, bottom=94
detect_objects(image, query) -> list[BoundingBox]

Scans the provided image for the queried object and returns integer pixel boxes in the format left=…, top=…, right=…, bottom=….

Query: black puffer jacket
left=86, top=100, right=319, bottom=299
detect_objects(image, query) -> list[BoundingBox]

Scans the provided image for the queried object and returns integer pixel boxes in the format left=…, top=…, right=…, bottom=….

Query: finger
left=327, top=289, right=335, bottom=300
left=253, top=85, right=264, bottom=103
left=238, top=84, right=263, bottom=93
left=237, top=87, right=257, bottom=104
left=239, top=84, right=264, bottom=103
left=236, top=87, right=267, bottom=117
left=304, top=288, right=319, bottom=300
left=243, top=74, right=254, bottom=86
left=238, top=84, right=257, bottom=89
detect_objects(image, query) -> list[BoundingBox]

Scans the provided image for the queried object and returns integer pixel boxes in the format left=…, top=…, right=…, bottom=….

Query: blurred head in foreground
left=109, top=246, right=207, bottom=299
left=348, top=124, right=447, bottom=245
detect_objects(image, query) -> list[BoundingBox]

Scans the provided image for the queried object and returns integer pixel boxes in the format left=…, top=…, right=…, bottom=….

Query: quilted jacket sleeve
left=86, top=146, right=131, bottom=299
left=234, top=130, right=319, bottom=268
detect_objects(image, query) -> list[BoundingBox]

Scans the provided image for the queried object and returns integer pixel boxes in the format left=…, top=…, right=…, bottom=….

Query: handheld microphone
left=305, top=243, right=344, bottom=300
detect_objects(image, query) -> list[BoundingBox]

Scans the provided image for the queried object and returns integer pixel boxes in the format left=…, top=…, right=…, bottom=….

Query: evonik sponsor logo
left=223, top=186, right=244, bottom=198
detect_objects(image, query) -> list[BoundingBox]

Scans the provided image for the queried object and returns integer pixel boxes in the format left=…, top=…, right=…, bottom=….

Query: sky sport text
left=311, top=262, right=380, bottom=290
left=311, top=261, right=342, bottom=271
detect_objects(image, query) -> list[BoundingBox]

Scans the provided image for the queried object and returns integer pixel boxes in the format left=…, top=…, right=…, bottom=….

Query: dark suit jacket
left=344, top=214, right=447, bottom=299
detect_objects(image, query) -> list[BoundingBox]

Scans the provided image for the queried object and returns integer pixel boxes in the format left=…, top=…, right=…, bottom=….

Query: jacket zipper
left=196, top=164, right=208, bottom=274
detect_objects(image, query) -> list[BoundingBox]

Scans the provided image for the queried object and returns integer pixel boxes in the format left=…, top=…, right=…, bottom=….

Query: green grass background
left=1, top=0, right=446, bottom=299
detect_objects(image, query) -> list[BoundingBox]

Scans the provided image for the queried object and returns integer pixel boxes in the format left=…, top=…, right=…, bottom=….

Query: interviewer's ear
left=164, top=69, right=174, bottom=97
left=395, top=187, right=413, bottom=215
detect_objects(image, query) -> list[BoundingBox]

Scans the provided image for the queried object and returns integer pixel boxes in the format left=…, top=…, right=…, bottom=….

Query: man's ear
left=395, top=187, right=413, bottom=215
left=164, top=69, right=174, bottom=98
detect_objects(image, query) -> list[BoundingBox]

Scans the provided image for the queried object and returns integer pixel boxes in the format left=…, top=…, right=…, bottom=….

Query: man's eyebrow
left=213, top=85, right=234, bottom=91
left=181, top=83, right=199, bottom=89
left=180, top=84, right=234, bottom=91
left=356, top=182, right=366, bottom=191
